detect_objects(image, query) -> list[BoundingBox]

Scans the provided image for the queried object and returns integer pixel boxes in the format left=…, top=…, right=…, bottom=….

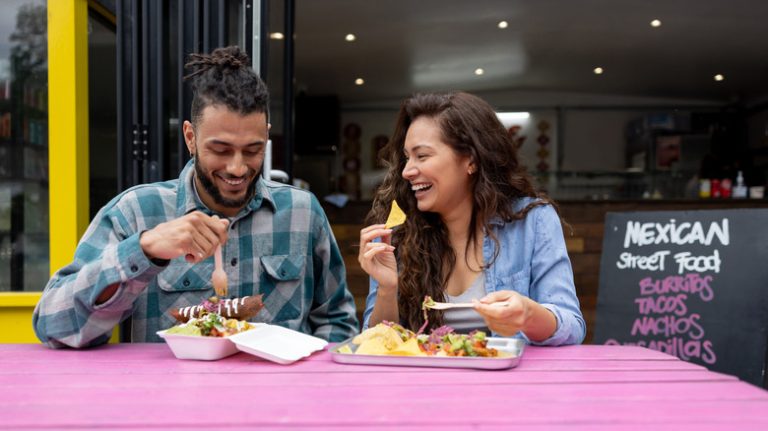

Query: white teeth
left=411, top=183, right=432, bottom=191
left=222, top=177, right=245, bottom=185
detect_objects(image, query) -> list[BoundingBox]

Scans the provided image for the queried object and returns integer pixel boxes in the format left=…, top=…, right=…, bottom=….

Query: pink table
left=2, top=343, right=766, bottom=430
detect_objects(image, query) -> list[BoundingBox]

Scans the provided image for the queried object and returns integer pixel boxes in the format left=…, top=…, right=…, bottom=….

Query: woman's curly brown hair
left=365, top=92, right=561, bottom=332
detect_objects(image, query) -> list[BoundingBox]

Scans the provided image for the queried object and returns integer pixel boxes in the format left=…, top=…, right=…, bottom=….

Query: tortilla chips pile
left=348, top=323, right=425, bottom=356
left=339, top=322, right=502, bottom=358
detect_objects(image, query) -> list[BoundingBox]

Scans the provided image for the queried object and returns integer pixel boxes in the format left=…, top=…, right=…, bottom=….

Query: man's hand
left=139, top=212, right=229, bottom=264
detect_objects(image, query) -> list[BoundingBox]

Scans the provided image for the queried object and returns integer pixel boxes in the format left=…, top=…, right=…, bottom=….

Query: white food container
left=229, top=323, right=328, bottom=365
left=156, top=329, right=241, bottom=361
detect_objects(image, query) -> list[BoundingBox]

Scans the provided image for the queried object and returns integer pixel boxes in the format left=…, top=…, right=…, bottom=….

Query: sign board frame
left=594, top=209, right=768, bottom=387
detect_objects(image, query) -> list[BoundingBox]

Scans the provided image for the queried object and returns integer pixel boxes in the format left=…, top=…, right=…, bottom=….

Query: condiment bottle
left=733, top=171, right=748, bottom=199
left=699, top=179, right=711, bottom=198
left=711, top=179, right=721, bottom=198
left=720, top=178, right=732, bottom=198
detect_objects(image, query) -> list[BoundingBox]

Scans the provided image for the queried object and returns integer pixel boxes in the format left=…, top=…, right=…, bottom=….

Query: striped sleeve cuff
left=91, top=232, right=166, bottom=309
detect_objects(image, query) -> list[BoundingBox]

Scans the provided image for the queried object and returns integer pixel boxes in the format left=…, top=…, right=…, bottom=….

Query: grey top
left=444, top=274, right=490, bottom=334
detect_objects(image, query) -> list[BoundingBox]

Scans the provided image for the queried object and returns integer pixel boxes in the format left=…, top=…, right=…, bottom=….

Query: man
left=33, top=46, right=358, bottom=348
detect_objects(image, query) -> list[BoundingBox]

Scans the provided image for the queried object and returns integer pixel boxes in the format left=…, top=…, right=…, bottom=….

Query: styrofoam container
left=229, top=323, right=328, bottom=364
left=156, top=329, right=240, bottom=361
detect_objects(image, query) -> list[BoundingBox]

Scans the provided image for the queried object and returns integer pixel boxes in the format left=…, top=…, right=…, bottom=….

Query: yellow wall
left=1, top=293, right=118, bottom=344
left=0, top=294, right=42, bottom=343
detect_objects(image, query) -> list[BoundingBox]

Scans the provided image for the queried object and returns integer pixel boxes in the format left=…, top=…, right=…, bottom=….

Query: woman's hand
left=358, top=224, right=398, bottom=293
left=473, top=290, right=531, bottom=337
left=474, top=290, right=557, bottom=341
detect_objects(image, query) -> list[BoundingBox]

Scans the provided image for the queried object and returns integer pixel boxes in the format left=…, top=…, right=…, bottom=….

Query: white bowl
left=156, top=329, right=239, bottom=361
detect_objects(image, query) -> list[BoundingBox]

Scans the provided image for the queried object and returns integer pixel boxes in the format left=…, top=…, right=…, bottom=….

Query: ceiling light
left=354, top=78, right=364, bottom=85
left=474, top=68, right=485, bottom=76
left=593, top=67, right=604, bottom=75
left=269, top=32, right=284, bottom=40
left=650, top=19, right=662, bottom=27
left=345, top=33, right=356, bottom=42
left=714, top=74, right=724, bottom=81
left=497, top=112, right=530, bottom=124
left=497, top=21, right=508, bottom=29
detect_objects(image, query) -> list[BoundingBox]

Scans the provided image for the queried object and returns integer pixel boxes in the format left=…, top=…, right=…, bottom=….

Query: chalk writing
left=616, top=250, right=670, bottom=271
left=673, top=250, right=721, bottom=274
left=622, top=273, right=718, bottom=364
left=630, top=314, right=705, bottom=339
left=605, top=337, right=717, bottom=364
left=638, top=274, right=714, bottom=301
left=616, top=250, right=720, bottom=274
left=623, top=218, right=729, bottom=248
left=634, top=294, right=688, bottom=316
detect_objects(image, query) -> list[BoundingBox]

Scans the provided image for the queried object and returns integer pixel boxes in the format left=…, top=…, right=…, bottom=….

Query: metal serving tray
left=329, top=337, right=525, bottom=370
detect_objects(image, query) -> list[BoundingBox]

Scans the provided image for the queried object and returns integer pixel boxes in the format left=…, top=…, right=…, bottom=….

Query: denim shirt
left=363, top=199, right=586, bottom=346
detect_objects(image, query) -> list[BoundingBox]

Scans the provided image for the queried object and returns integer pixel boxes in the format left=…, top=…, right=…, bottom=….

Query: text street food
left=170, top=295, right=264, bottom=323
left=384, top=200, right=406, bottom=229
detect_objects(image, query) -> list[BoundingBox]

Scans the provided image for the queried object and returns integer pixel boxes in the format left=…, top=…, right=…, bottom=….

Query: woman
left=358, top=92, right=585, bottom=345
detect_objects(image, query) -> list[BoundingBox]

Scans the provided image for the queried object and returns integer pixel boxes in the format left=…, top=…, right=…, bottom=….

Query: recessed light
left=593, top=67, right=604, bottom=75
left=650, top=19, right=662, bottom=27
left=345, top=33, right=356, bottom=42
left=355, top=78, right=364, bottom=85
left=497, top=21, right=508, bottom=29
left=474, top=68, right=485, bottom=76
left=714, top=74, right=724, bottom=81
left=497, top=112, right=531, bottom=125
left=269, top=32, right=284, bottom=40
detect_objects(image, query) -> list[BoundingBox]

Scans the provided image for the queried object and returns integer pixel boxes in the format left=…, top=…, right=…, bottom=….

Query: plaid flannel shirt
left=33, top=160, right=359, bottom=348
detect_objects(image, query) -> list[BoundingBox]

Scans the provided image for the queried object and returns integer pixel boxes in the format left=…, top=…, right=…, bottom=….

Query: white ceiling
left=274, top=0, right=768, bottom=108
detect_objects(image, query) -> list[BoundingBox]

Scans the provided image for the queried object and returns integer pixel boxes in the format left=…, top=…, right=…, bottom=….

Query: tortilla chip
left=337, top=344, right=354, bottom=354
left=384, top=200, right=406, bottom=229
left=387, top=338, right=427, bottom=356
left=353, top=324, right=403, bottom=350
left=355, top=338, right=391, bottom=355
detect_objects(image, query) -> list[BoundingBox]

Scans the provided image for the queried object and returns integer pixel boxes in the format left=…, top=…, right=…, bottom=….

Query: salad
left=165, top=312, right=254, bottom=338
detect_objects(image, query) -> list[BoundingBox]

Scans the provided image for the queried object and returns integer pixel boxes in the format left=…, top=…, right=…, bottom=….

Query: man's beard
left=194, top=154, right=260, bottom=209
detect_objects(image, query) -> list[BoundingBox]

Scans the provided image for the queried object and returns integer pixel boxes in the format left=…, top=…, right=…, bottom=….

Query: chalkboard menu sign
left=594, top=209, right=768, bottom=387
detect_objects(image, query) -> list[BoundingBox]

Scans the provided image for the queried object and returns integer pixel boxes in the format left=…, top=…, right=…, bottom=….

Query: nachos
left=345, top=321, right=499, bottom=357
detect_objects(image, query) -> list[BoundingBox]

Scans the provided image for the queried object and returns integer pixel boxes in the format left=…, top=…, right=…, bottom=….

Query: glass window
left=0, top=1, right=48, bottom=292
left=88, top=10, right=117, bottom=217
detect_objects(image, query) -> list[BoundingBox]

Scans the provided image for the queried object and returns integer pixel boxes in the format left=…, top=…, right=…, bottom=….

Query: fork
left=426, top=301, right=508, bottom=310
left=212, top=245, right=228, bottom=297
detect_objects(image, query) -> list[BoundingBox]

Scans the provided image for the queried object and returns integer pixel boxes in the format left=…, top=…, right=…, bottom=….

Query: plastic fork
left=426, top=301, right=508, bottom=310
left=212, top=245, right=228, bottom=297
